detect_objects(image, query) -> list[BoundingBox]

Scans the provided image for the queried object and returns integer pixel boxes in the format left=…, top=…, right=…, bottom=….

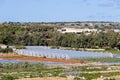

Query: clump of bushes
left=74, top=77, right=81, bottom=80
left=0, top=75, right=15, bottom=80
left=104, top=78, right=116, bottom=80
left=0, top=47, right=13, bottom=53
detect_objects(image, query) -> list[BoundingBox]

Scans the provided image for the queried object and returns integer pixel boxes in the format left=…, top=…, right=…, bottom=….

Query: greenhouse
left=13, top=46, right=113, bottom=59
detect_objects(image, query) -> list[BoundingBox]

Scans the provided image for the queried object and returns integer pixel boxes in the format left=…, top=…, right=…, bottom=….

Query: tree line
left=0, top=24, right=120, bottom=49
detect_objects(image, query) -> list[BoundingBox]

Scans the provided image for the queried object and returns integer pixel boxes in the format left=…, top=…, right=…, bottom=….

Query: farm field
left=0, top=53, right=85, bottom=64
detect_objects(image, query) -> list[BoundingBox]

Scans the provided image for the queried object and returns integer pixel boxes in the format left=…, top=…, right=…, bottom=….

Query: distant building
left=0, top=44, right=8, bottom=49
left=114, top=29, right=120, bottom=33
left=83, top=28, right=97, bottom=33
left=58, top=28, right=84, bottom=34
left=58, top=28, right=97, bottom=34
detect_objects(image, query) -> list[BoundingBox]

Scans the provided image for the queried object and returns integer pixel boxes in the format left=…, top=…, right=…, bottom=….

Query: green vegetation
left=0, top=62, right=65, bottom=79
left=72, top=66, right=107, bottom=72
left=63, top=65, right=120, bottom=79
left=1, top=23, right=120, bottom=79
left=86, top=48, right=120, bottom=54
left=73, top=72, right=120, bottom=80
left=83, top=58, right=120, bottom=63
left=106, top=49, right=120, bottom=54
left=104, top=78, right=116, bottom=80
left=0, top=47, right=13, bottom=53
left=74, top=77, right=81, bottom=80
left=82, top=73, right=101, bottom=80
left=0, top=62, right=120, bottom=80
left=14, top=45, right=26, bottom=49
left=0, top=75, right=14, bottom=80
left=0, top=24, right=120, bottom=51
left=0, top=62, right=46, bottom=73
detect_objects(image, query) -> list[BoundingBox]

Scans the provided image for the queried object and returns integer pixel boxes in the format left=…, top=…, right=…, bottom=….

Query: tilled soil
left=0, top=53, right=87, bottom=64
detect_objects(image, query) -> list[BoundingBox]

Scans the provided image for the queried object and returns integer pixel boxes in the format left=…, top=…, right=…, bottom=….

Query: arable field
left=0, top=62, right=120, bottom=80
left=0, top=53, right=85, bottom=64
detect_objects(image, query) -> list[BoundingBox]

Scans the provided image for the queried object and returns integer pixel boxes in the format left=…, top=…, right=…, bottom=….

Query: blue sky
left=0, top=0, right=120, bottom=22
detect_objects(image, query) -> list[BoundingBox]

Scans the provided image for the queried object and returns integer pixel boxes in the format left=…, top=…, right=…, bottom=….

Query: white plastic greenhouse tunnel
left=12, top=46, right=113, bottom=59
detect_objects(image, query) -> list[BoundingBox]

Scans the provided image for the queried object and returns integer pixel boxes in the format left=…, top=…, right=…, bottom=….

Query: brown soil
left=0, top=53, right=87, bottom=64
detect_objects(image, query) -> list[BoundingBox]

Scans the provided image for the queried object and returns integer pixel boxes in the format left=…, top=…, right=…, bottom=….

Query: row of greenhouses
left=13, top=46, right=113, bottom=59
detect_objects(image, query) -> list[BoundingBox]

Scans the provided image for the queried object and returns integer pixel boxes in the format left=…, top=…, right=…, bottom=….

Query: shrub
left=0, top=75, right=14, bottom=80
left=0, top=47, right=13, bottom=53
left=74, top=77, right=81, bottom=80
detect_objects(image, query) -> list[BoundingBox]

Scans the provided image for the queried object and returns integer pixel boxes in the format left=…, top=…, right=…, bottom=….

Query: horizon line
left=0, top=21, right=120, bottom=23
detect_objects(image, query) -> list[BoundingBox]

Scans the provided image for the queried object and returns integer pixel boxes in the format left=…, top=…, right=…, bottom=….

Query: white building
left=114, top=29, right=120, bottom=33
left=0, top=44, right=8, bottom=49
left=58, top=28, right=97, bottom=34
left=58, top=28, right=84, bottom=34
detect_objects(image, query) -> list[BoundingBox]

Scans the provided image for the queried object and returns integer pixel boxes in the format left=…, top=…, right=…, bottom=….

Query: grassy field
left=0, top=62, right=120, bottom=80
left=0, top=62, right=65, bottom=80
left=82, top=58, right=120, bottom=63
left=86, top=49, right=120, bottom=54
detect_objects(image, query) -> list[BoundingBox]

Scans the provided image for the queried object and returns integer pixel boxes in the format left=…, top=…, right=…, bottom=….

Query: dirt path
left=0, top=53, right=88, bottom=64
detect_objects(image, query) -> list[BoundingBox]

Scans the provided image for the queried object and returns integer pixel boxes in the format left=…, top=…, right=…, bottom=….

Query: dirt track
left=0, top=53, right=87, bottom=64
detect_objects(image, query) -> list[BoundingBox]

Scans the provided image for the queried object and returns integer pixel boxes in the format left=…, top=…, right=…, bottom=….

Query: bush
left=104, top=78, right=116, bottom=80
left=74, top=77, right=81, bottom=80
left=0, top=48, right=13, bottom=53
left=0, top=75, right=14, bottom=80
